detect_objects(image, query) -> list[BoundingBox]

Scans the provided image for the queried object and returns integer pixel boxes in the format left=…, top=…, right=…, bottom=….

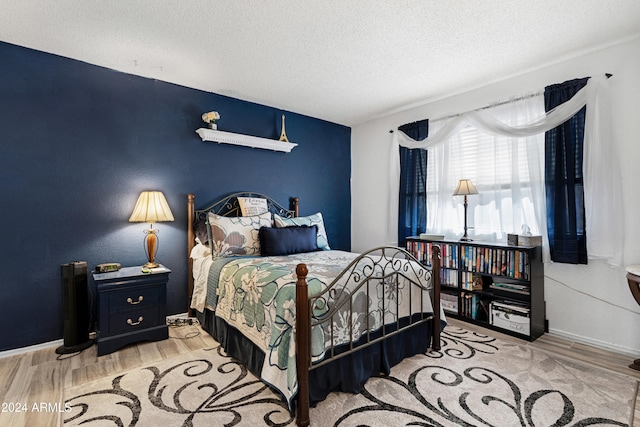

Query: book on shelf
left=461, top=271, right=483, bottom=290
left=460, top=292, right=490, bottom=321
left=407, top=240, right=456, bottom=270
left=490, top=282, right=530, bottom=295
left=459, top=245, right=530, bottom=280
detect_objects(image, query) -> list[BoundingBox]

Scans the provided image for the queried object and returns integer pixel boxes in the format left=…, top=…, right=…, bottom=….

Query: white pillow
left=207, top=211, right=272, bottom=258
left=190, top=242, right=211, bottom=260
left=273, top=212, right=330, bottom=250
left=237, top=197, right=269, bottom=216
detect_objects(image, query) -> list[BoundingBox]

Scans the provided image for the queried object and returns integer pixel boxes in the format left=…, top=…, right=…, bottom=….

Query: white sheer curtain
left=424, top=95, right=546, bottom=244
left=388, top=75, right=621, bottom=266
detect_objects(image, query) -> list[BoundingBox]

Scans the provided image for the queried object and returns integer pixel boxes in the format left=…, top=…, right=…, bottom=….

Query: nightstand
left=94, top=265, right=170, bottom=356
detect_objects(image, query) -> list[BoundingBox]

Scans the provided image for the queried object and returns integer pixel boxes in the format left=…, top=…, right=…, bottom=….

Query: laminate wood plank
left=68, top=325, right=214, bottom=387
left=0, top=354, right=64, bottom=427
left=0, top=354, right=22, bottom=401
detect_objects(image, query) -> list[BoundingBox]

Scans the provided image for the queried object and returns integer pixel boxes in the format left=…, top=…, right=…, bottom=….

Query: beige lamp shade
left=453, top=179, right=479, bottom=196
left=129, top=191, right=175, bottom=223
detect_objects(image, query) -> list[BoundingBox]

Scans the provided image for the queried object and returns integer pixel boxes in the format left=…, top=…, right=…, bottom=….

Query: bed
left=187, top=192, right=444, bottom=427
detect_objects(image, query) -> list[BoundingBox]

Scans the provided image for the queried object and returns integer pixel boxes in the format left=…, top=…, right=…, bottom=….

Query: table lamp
left=129, top=191, right=174, bottom=268
left=453, top=179, right=478, bottom=241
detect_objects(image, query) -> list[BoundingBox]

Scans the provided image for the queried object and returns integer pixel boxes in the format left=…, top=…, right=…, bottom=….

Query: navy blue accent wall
left=0, top=41, right=351, bottom=352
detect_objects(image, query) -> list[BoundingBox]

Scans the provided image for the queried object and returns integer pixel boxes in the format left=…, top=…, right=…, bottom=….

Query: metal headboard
left=194, top=191, right=298, bottom=221
left=186, top=191, right=299, bottom=317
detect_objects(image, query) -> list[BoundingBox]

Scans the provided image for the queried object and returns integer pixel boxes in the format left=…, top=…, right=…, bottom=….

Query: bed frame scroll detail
left=294, top=245, right=441, bottom=427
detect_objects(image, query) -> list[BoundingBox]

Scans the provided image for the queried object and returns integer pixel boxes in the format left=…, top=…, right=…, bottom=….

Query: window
left=425, top=94, right=546, bottom=242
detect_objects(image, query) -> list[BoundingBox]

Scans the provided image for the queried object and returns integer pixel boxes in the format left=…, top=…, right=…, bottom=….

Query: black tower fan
left=56, top=261, right=94, bottom=354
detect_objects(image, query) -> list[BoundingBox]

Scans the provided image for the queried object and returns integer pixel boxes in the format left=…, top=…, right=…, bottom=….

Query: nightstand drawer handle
left=127, top=316, right=144, bottom=326
left=127, top=296, right=144, bottom=305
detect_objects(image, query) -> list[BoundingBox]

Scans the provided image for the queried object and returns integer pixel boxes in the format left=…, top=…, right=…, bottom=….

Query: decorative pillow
left=237, top=197, right=269, bottom=216
left=273, top=212, right=330, bottom=250
left=207, top=211, right=272, bottom=258
left=259, top=225, right=318, bottom=256
left=193, top=218, right=209, bottom=245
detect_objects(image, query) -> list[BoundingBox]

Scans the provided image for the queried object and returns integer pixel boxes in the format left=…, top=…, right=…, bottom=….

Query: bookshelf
left=406, top=237, right=545, bottom=341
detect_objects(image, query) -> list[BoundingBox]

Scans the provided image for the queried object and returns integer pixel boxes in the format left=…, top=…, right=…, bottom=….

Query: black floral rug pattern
left=64, top=327, right=636, bottom=426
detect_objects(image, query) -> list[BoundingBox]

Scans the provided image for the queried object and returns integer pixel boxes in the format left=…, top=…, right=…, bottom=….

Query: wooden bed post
left=295, top=263, right=310, bottom=427
left=187, top=193, right=195, bottom=317
left=431, top=245, right=441, bottom=351
left=292, top=197, right=299, bottom=218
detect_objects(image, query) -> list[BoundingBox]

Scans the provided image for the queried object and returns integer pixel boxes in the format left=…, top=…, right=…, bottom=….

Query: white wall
left=351, top=35, right=640, bottom=355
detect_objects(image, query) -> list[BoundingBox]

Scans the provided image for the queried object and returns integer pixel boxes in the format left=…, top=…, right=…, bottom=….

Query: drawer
left=108, top=286, right=159, bottom=312
left=109, top=306, right=159, bottom=335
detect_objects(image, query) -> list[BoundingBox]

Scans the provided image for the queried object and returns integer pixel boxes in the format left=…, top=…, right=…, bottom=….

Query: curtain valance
left=388, top=75, right=621, bottom=266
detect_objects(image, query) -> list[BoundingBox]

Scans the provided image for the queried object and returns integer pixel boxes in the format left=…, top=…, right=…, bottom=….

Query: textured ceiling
left=1, top=1, right=639, bottom=126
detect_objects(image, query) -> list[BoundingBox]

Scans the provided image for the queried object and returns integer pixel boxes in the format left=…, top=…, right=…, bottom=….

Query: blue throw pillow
left=259, top=225, right=319, bottom=256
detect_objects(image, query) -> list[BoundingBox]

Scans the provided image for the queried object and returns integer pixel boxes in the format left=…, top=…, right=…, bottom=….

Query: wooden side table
left=626, top=265, right=640, bottom=371
left=94, top=265, right=170, bottom=356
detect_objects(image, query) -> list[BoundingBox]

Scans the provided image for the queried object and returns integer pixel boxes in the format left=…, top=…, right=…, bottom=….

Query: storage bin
left=490, top=302, right=530, bottom=335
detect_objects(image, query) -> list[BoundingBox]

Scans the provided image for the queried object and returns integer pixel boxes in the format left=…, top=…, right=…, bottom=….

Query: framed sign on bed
left=187, top=192, right=444, bottom=427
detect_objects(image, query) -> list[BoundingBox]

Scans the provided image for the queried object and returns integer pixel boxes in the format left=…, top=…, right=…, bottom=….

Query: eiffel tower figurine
left=279, top=114, right=289, bottom=142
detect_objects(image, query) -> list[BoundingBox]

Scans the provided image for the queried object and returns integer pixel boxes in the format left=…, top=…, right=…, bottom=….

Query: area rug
left=64, top=326, right=638, bottom=426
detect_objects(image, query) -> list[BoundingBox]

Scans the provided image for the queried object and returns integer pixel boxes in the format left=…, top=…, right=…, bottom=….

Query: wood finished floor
left=0, top=319, right=638, bottom=427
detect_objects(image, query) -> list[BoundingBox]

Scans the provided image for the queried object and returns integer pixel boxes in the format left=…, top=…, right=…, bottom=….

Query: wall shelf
left=196, top=128, right=298, bottom=153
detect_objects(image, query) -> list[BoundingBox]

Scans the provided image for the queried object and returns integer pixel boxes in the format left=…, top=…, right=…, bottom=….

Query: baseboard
left=0, top=339, right=63, bottom=360
left=0, top=313, right=195, bottom=359
left=548, top=327, right=639, bottom=358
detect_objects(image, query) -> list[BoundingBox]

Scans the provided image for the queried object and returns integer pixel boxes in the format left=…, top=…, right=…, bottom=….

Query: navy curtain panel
left=544, top=77, right=589, bottom=264
left=398, top=120, right=428, bottom=247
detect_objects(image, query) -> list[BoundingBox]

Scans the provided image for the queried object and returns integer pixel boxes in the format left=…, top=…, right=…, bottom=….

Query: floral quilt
left=208, top=250, right=436, bottom=409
